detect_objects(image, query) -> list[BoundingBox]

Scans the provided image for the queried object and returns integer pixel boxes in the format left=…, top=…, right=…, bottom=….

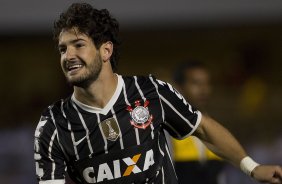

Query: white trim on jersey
left=181, top=111, right=202, bottom=139
left=150, top=124, right=155, bottom=139
left=49, top=106, right=69, bottom=161
left=161, top=167, right=165, bottom=184
left=160, top=95, right=195, bottom=128
left=156, top=170, right=160, bottom=177
left=165, top=143, right=178, bottom=180
left=49, top=107, right=69, bottom=180
left=149, top=76, right=202, bottom=139
left=72, top=101, right=94, bottom=154
left=157, top=132, right=165, bottom=156
left=39, top=179, right=65, bottom=184
left=135, top=128, right=140, bottom=145
left=48, top=129, right=57, bottom=180
left=133, top=76, right=146, bottom=101
left=149, top=76, right=165, bottom=122
left=133, top=76, right=155, bottom=140
left=111, top=108, right=124, bottom=149
left=160, top=93, right=203, bottom=138
left=122, top=81, right=131, bottom=106
left=68, top=119, right=80, bottom=160
left=97, top=113, right=109, bottom=154
left=61, top=101, right=80, bottom=160
left=71, top=74, right=124, bottom=115
left=122, top=80, right=141, bottom=145
left=163, top=121, right=182, bottom=138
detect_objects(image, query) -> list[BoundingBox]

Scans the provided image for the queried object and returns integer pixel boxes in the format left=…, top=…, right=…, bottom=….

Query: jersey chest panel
left=56, top=91, right=164, bottom=162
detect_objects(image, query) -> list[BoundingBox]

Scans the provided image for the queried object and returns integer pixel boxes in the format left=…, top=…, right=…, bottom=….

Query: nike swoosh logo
left=73, top=136, right=87, bottom=146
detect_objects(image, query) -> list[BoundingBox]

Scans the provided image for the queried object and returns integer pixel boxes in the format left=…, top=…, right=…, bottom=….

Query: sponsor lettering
left=83, top=149, right=155, bottom=183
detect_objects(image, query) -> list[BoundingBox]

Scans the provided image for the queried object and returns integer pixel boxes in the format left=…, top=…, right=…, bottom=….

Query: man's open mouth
left=67, top=64, right=84, bottom=71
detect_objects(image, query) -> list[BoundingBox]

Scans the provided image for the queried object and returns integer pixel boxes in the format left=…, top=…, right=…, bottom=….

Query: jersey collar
left=71, top=74, right=124, bottom=115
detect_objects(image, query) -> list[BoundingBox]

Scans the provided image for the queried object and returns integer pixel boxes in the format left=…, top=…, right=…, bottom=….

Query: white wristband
left=240, top=156, right=260, bottom=176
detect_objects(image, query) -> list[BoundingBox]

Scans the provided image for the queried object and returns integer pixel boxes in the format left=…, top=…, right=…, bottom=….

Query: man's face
left=58, top=28, right=102, bottom=87
left=181, top=68, right=211, bottom=110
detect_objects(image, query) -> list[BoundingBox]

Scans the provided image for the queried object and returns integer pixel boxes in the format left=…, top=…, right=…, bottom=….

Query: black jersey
left=34, top=75, right=202, bottom=184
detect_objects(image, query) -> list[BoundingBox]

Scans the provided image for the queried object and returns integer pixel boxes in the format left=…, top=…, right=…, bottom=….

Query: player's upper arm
left=152, top=77, right=202, bottom=139
left=34, top=110, right=66, bottom=182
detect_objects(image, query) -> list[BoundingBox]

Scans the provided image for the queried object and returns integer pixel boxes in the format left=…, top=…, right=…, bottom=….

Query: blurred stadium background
left=0, top=0, right=281, bottom=183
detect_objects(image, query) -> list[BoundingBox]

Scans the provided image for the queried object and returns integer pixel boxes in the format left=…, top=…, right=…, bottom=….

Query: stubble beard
left=66, top=55, right=103, bottom=88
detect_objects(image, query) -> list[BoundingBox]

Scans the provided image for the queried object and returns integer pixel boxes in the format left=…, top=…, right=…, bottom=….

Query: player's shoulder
left=42, top=98, right=65, bottom=114
left=121, top=74, right=158, bottom=86
left=35, top=97, right=71, bottom=137
left=39, top=96, right=71, bottom=122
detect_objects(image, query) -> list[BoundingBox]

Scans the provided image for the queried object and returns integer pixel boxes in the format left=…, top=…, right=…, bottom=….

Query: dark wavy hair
left=53, top=3, right=120, bottom=72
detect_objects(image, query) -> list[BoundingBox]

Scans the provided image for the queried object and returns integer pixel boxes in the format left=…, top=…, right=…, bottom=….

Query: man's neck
left=73, top=72, right=118, bottom=109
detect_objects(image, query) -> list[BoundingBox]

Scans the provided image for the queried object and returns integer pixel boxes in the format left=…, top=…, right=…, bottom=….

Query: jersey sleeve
left=151, top=76, right=202, bottom=139
left=34, top=109, right=66, bottom=183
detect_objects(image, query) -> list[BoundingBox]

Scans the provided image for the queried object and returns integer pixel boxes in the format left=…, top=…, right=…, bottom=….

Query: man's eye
left=75, top=43, right=84, bottom=48
left=59, top=48, right=66, bottom=54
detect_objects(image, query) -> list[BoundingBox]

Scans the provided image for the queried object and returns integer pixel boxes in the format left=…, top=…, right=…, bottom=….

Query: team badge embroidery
left=127, top=100, right=153, bottom=129
left=100, top=118, right=120, bottom=141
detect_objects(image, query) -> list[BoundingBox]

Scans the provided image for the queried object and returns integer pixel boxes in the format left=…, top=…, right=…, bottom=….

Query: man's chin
left=66, top=78, right=84, bottom=87
left=65, top=70, right=101, bottom=88
left=66, top=77, right=94, bottom=88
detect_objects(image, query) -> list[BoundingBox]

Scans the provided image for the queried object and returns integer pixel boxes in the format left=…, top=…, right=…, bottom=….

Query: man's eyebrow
left=58, top=38, right=86, bottom=47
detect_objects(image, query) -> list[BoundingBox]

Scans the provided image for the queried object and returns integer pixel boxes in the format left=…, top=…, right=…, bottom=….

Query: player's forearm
left=193, top=115, right=247, bottom=168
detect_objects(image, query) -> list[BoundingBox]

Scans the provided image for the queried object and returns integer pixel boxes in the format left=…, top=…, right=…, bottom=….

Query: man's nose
left=65, top=47, right=76, bottom=60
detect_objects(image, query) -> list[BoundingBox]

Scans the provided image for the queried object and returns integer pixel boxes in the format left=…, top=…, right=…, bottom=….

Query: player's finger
left=271, top=169, right=282, bottom=184
left=274, top=166, right=282, bottom=178
left=270, top=178, right=282, bottom=184
left=273, top=166, right=282, bottom=183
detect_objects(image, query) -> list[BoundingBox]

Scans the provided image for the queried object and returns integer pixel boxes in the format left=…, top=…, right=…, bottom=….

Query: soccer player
left=34, top=3, right=282, bottom=184
left=172, top=61, right=224, bottom=184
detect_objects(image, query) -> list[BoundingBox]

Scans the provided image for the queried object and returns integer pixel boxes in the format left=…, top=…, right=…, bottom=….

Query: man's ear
left=100, top=41, right=113, bottom=62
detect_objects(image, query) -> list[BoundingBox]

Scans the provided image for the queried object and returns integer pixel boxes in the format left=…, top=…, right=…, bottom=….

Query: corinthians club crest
left=100, top=118, right=120, bottom=141
left=127, top=100, right=153, bottom=129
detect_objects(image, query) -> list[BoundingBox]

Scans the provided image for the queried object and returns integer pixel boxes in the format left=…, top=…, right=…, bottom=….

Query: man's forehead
left=58, top=28, right=89, bottom=44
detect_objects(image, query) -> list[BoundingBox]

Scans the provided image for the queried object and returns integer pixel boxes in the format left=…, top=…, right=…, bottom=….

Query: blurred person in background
left=34, top=2, right=282, bottom=184
left=172, top=61, right=225, bottom=184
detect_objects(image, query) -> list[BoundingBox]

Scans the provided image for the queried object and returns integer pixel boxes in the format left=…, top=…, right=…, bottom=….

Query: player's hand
left=252, top=165, right=282, bottom=184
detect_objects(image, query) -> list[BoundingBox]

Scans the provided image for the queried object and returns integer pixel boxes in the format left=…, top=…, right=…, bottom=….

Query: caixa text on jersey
left=82, top=149, right=155, bottom=183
